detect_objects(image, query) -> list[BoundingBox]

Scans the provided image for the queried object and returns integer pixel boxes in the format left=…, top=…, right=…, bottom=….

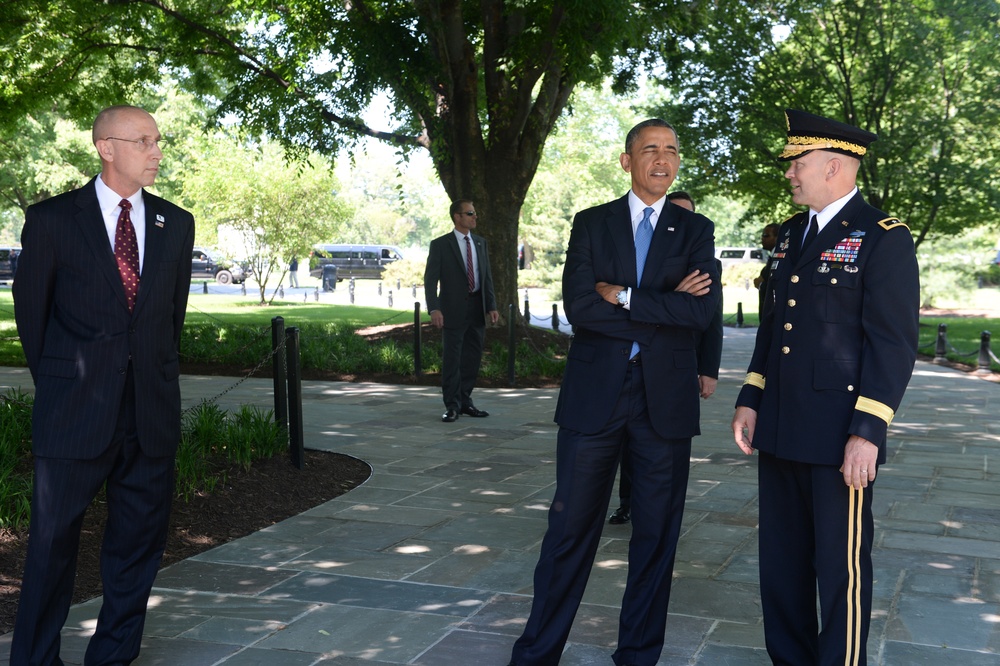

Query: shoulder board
left=877, top=217, right=909, bottom=231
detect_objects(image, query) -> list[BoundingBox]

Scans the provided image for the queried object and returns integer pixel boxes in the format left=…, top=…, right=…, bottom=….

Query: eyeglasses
left=460, top=211, right=478, bottom=217
left=103, top=136, right=167, bottom=151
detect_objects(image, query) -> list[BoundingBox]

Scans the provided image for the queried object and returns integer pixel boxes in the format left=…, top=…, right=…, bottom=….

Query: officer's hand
left=731, top=406, right=757, bottom=455
left=675, top=270, right=711, bottom=296
left=595, top=281, right=623, bottom=304
left=488, top=310, right=499, bottom=325
left=699, top=376, right=717, bottom=399
left=430, top=310, right=444, bottom=328
left=841, top=435, right=878, bottom=489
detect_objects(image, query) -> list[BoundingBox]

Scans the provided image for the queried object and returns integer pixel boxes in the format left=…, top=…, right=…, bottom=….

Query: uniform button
left=781, top=346, right=790, bottom=354
left=788, top=299, right=796, bottom=307
left=847, top=384, right=855, bottom=391
left=790, top=275, right=799, bottom=283
left=831, top=278, right=838, bottom=285
left=118, top=367, right=127, bottom=375
left=784, top=322, right=792, bottom=331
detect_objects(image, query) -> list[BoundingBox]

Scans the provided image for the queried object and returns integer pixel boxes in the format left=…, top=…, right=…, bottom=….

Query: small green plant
left=0, top=389, right=33, bottom=529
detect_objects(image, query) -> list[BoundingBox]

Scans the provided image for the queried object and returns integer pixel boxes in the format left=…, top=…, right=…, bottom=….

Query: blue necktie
left=630, top=207, right=654, bottom=359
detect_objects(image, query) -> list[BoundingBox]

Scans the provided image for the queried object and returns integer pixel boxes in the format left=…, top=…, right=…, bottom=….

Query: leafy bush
left=721, top=261, right=765, bottom=288
left=0, top=389, right=33, bottom=529
left=381, top=259, right=426, bottom=294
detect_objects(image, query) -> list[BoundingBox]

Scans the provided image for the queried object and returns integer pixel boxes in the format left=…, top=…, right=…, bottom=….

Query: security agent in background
left=754, top=223, right=780, bottom=318
left=731, top=109, right=919, bottom=666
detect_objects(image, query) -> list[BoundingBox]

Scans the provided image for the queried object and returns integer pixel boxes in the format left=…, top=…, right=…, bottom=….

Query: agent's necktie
left=629, top=207, right=654, bottom=359
left=802, top=214, right=818, bottom=250
left=465, top=235, right=475, bottom=292
left=115, top=198, right=140, bottom=311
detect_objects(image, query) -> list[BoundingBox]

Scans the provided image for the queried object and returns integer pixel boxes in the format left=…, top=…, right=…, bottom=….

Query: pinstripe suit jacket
left=13, top=178, right=194, bottom=459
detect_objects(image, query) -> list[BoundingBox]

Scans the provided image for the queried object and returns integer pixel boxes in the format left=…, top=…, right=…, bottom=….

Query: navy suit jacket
left=14, top=178, right=194, bottom=459
left=424, top=231, right=497, bottom=327
left=555, top=194, right=720, bottom=439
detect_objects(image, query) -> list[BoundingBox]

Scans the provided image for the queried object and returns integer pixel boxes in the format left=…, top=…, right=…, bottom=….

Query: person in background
left=507, top=119, right=719, bottom=666
left=753, top=223, right=781, bottom=318
left=608, top=189, right=723, bottom=526
left=11, top=104, right=194, bottom=665
left=424, top=199, right=499, bottom=423
left=288, top=256, right=300, bottom=288
left=732, top=109, right=919, bottom=666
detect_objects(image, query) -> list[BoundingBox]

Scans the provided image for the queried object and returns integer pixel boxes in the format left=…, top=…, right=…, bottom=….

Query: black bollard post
left=285, top=326, right=304, bottom=469
left=378, top=281, right=382, bottom=296
left=507, top=303, right=516, bottom=387
left=241, top=282, right=246, bottom=296
left=271, top=317, right=287, bottom=435
left=203, top=281, right=208, bottom=294
left=314, top=287, right=319, bottom=302
left=278, top=285, right=284, bottom=299
left=524, top=289, right=530, bottom=322
left=349, top=278, right=355, bottom=304
left=934, top=323, right=948, bottom=364
left=977, top=331, right=992, bottom=374
left=414, top=302, right=422, bottom=376
left=397, top=278, right=401, bottom=291
left=412, top=283, right=417, bottom=298
left=304, top=292, right=308, bottom=303
left=736, top=302, right=744, bottom=328
left=388, top=289, right=393, bottom=307
left=551, top=303, right=560, bottom=331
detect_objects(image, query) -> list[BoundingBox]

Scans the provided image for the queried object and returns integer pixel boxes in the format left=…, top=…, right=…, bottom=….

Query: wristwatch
left=616, top=289, right=627, bottom=306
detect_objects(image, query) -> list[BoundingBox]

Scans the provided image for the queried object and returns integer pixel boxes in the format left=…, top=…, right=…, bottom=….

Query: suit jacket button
left=784, top=322, right=792, bottom=331
left=781, top=346, right=790, bottom=354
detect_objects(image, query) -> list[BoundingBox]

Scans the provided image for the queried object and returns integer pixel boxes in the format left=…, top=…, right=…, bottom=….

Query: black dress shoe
left=442, top=409, right=459, bottom=422
left=460, top=405, right=489, bottom=417
left=608, top=506, right=630, bottom=524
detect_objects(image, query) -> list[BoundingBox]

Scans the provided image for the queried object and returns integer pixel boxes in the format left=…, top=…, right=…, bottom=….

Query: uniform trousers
left=510, top=362, right=692, bottom=665
left=12, top=369, right=176, bottom=666
left=440, top=292, right=486, bottom=411
left=758, top=451, right=875, bottom=666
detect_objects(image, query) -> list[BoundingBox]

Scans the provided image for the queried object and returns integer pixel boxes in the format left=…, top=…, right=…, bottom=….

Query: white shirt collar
left=627, top=191, right=666, bottom=234
left=811, top=187, right=858, bottom=231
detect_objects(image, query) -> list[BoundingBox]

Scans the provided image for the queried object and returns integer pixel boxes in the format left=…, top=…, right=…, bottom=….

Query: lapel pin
left=155, top=214, right=165, bottom=228
left=667, top=227, right=675, bottom=232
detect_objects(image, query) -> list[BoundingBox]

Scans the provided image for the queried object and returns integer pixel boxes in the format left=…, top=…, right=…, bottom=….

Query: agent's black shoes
left=442, top=409, right=459, bottom=422
left=461, top=405, right=489, bottom=417
left=608, top=506, right=631, bottom=525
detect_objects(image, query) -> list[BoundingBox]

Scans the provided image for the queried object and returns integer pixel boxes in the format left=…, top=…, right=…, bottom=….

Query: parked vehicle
left=715, top=247, right=764, bottom=268
left=0, top=247, right=20, bottom=283
left=309, top=244, right=404, bottom=281
left=191, top=247, right=250, bottom=284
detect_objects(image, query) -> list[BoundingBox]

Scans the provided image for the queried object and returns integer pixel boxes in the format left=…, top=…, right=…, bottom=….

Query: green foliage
left=381, top=259, right=427, bottom=295
left=721, top=262, right=766, bottom=289
left=0, top=389, right=34, bottom=529
left=182, top=139, right=352, bottom=305
left=652, top=0, right=1000, bottom=243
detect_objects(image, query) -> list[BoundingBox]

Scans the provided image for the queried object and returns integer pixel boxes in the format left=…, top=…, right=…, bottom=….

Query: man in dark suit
left=508, top=119, right=720, bottom=666
left=11, top=105, right=194, bottom=665
left=753, top=223, right=780, bottom=318
left=732, top=109, right=919, bottom=665
left=608, top=189, right=723, bottom=526
left=424, top=200, right=499, bottom=422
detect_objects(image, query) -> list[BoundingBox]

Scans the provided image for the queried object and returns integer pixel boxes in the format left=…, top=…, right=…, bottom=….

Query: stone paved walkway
left=1, top=326, right=999, bottom=665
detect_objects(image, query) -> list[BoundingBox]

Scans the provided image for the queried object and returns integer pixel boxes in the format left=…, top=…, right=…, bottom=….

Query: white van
left=715, top=247, right=764, bottom=268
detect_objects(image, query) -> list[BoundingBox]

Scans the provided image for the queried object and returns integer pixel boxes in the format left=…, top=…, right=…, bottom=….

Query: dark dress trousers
left=423, top=231, right=497, bottom=411
left=510, top=194, right=719, bottom=666
left=736, top=191, right=919, bottom=665
left=11, top=178, right=194, bottom=665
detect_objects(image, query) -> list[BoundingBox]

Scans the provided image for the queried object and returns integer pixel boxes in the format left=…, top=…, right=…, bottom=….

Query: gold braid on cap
left=780, top=135, right=867, bottom=159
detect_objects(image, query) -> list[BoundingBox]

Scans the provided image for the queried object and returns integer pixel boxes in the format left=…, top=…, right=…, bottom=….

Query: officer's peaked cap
left=778, top=109, right=878, bottom=161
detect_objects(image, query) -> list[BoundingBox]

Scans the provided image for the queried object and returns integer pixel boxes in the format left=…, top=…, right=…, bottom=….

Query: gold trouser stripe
left=744, top=372, right=765, bottom=390
left=855, top=396, right=894, bottom=425
left=845, top=486, right=863, bottom=666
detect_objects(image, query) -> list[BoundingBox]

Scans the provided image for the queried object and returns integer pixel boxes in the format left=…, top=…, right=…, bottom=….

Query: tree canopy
left=654, top=0, right=1000, bottom=247
left=0, top=0, right=708, bottom=313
